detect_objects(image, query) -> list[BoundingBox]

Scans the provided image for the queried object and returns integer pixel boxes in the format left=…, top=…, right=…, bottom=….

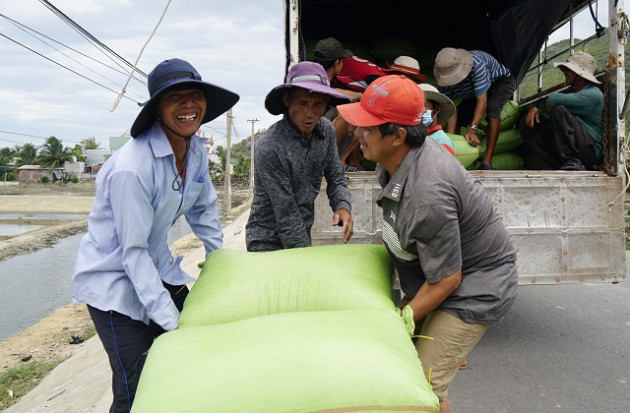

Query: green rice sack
left=178, top=244, right=395, bottom=328
left=479, top=128, right=524, bottom=157
left=448, top=133, right=481, bottom=168
left=479, top=100, right=520, bottom=131
left=132, top=310, right=440, bottom=413
left=490, top=153, right=525, bottom=170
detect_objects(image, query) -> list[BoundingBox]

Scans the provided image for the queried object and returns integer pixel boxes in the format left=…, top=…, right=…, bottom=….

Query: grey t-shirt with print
left=377, top=138, right=517, bottom=324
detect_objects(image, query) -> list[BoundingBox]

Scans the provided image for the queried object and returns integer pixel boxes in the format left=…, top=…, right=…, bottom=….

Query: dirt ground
left=0, top=303, right=94, bottom=376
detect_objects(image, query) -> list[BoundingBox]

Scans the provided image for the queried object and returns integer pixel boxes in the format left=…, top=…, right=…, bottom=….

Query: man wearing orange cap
left=337, top=75, right=518, bottom=413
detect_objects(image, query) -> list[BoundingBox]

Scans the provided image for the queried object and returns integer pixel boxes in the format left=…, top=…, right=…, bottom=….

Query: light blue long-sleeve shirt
left=73, top=123, right=222, bottom=331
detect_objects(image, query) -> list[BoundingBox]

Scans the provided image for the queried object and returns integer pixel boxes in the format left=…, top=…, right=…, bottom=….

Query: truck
left=285, top=0, right=629, bottom=284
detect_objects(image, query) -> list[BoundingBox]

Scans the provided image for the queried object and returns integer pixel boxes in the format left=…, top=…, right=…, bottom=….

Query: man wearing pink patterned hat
left=337, top=75, right=518, bottom=413
left=246, top=61, right=354, bottom=252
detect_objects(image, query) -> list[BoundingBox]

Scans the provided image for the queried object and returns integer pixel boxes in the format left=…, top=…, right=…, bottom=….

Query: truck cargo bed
left=313, top=171, right=626, bottom=284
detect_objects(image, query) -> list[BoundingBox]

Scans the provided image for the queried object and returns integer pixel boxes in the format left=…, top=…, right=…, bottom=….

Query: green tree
left=17, top=143, right=37, bottom=166
left=233, top=154, right=250, bottom=178
left=81, top=136, right=101, bottom=149
left=208, top=159, right=224, bottom=181
left=0, top=155, right=10, bottom=176
left=71, top=144, right=86, bottom=162
left=0, top=147, right=14, bottom=159
left=36, top=136, right=74, bottom=168
left=215, top=145, right=227, bottom=170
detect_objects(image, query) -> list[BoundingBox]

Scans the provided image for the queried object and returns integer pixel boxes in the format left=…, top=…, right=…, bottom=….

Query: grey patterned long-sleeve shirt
left=245, top=116, right=352, bottom=251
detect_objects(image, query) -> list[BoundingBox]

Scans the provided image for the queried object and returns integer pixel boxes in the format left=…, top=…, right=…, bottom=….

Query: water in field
left=0, top=215, right=195, bottom=342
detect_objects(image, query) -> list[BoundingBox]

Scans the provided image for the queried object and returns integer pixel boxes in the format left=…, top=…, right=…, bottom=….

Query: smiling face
left=282, top=87, right=328, bottom=138
left=156, top=87, right=207, bottom=138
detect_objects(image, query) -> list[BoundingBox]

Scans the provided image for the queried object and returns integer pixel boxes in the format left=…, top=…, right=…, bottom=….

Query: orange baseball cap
left=337, top=75, right=425, bottom=127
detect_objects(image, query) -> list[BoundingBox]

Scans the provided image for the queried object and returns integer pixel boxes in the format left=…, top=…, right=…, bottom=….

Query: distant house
left=110, top=131, right=132, bottom=151
left=85, top=149, right=111, bottom=166
left=64, top=161, right=85, bottom=174
left=17, top=165, right=63, bottom=181
left=17, top=165, right=44, bottom=181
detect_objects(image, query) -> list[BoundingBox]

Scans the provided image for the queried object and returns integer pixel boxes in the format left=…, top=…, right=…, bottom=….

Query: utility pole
left=224, top=108, right=233, bottom=220
left=247, top=118, right=259, bottom=193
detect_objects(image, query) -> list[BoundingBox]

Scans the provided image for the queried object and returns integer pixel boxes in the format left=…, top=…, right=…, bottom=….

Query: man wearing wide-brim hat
left=433, top=47, right=517, bottom=170
left=519, top=51, right=603, bottom=171
left=73, top=58, right=239, bottom=412
left=383, top=56, right=427, bottom=83
left=419, top=83, right=456, bottom=155
left=246, top=61, right=354, bottom=252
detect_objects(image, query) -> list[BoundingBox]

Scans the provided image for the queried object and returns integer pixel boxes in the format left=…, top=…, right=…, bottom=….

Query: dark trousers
left=519, top=105, right=597, bottom=169
left=88, top=283, right=188, bottom=413
left=456, top=75, right=517, bottom=128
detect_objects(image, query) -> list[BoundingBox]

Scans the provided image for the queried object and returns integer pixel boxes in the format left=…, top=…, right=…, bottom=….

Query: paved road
left=449, top=280, right=630, bottom=413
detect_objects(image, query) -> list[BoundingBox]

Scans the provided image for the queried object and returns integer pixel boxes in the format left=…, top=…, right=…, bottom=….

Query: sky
left=0, top=0, right=619, bottom=151
left=0, top=0, right=286, bottom=150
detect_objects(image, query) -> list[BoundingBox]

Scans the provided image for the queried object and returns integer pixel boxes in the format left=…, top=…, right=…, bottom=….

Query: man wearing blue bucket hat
left=246, top=61, right=354, bottom=251
left=73, top=58, right=239, bottom=412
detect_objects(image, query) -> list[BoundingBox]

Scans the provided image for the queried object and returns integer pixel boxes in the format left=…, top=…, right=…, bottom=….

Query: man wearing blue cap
left=73, top=58, right=239, bottom=412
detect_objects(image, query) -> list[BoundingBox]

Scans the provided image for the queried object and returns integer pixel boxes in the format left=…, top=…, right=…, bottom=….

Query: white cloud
left=0, top=0, right=285, bottom=148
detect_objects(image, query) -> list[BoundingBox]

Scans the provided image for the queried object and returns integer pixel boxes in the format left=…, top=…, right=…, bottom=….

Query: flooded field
left=0, top=216, right=195, bottom=342
left=0, top=213, right=87, bottom=240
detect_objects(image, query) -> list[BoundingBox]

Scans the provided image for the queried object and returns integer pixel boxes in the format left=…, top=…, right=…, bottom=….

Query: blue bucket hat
left=131, top=58, right=240, bottom=137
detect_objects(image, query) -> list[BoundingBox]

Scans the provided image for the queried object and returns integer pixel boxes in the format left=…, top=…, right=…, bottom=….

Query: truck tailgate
left=312, top=171, right=626, bottom=284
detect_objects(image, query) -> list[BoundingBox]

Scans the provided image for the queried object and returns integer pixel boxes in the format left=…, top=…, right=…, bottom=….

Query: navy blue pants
left=88, top=283, right=188, bottom=413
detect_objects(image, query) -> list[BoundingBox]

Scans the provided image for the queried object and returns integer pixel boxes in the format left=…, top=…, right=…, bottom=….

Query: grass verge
left=0, top=358, right=65, bottom=410
left=0, top=326, right=95, bottom=410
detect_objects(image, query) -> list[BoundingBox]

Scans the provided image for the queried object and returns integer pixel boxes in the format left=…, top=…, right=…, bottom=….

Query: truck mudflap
left=312, top=171, right=627, bottom=284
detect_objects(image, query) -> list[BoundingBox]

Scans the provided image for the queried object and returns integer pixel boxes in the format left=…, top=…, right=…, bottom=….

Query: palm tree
left=208, top=159, right=224, bottom=181
left=36, top=137, right=74, bottom=168
left=80, top=136, right=101, bottom=150
left=71, top=144, right=86, bottom=162
left=0, top=146, right=14, bottom=159
left=233, top=154, right=250, bottom=178
left=17, top=143, right=37, bottom=166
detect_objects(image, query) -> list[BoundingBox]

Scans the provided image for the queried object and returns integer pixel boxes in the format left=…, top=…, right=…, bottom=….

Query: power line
left=0, top=16, right=147, bottom=102
left=0, top=32, right=141, bottom=104
left=38, top=0, right=148, bottom=77
left=0, top=130, right=81, bottom=144
left=0, top=12, right=148, bottom=87
left=0, top=137, right=29, bottom=146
